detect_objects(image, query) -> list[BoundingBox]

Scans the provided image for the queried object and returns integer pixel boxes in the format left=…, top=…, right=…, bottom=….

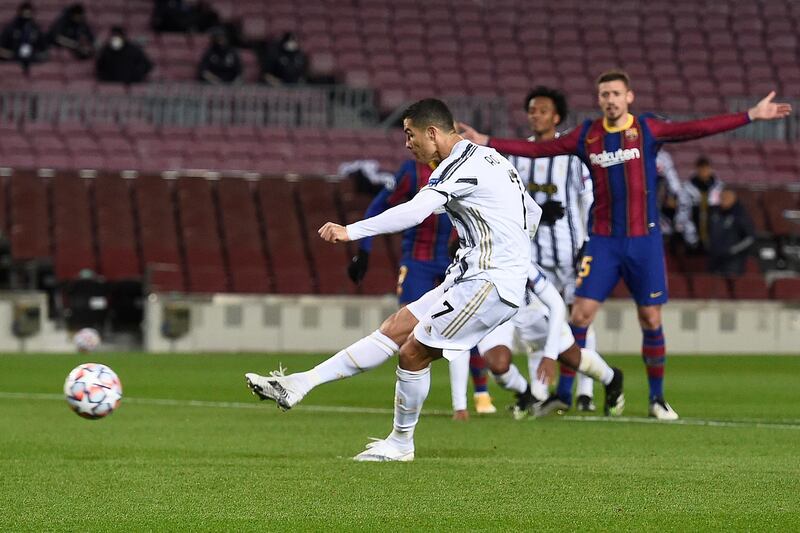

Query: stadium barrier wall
left=0, top=292, right=74, bottom=352
left=0, top=292, right=798, bottom=354
left=142, top=294, right=800, bottom=355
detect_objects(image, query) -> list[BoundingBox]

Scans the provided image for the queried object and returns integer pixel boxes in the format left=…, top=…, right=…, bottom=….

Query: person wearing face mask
left=0, top=2, right=48, bottom=68
left=259, top=31, right=308, bottom=86
left=48, top=3, right=95, bottom=60
left=95, top=26, right=152, bottom=84
left=197, top=27, right=241, bottom=84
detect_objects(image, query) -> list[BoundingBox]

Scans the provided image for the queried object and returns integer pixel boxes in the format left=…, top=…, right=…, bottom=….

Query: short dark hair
left=401, top=98, right=455, bottom=133
left=596, top=70, right=631, bottom=89
left=696, top=155, right=711, bottom=167
left=524, top=86, right=568, bottom=124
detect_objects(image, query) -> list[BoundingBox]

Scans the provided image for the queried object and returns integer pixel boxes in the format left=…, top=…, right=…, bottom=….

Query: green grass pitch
left=1, top=352, right=799, bottom=531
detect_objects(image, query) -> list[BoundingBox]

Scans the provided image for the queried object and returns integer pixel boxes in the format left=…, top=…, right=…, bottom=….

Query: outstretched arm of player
left=319, top=188, right=446, bottom=243
left=647, top=92, right=792, bottom=142
left=458, top=122, right=581, bottom=159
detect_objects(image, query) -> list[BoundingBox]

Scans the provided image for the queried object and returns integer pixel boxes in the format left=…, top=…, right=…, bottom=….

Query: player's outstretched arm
left=461, top=123, right=581, bottom=159
left=748, top=91, right=793, bottom=121
left=319, top=188, right=446, bottom=244
left=648, top=92, right=792, bottom=142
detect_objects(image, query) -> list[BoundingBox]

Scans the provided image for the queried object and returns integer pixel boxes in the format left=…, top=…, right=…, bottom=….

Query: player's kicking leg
left=244, top=302, right=430, bottom=410
left=245, top=276, right=451, bottom=410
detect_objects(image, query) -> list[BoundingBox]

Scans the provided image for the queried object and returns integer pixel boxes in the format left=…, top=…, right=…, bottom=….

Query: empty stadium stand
left=0, top=0, right=798, bottom=302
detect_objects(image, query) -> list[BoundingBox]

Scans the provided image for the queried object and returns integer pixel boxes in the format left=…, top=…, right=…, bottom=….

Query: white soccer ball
left=64, top=363, right=123, bottom=419
left=73, top=328, right=101, bottom=352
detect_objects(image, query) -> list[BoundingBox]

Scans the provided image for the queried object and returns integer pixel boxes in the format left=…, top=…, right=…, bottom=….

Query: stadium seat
left=770, top=277, right=800, bottom=300
left=667, top=273, right=692, bottom=299
left=730, top=274, right=770, bottom=300
left=690, top=274, right=732, bottom=299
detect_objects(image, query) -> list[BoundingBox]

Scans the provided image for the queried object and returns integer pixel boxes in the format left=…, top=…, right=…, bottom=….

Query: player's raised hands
left=319, top=222, right=350, bottom=243
left=748, top=91, right=793, bottom=121
left=456, top=122, right=489, bottom=145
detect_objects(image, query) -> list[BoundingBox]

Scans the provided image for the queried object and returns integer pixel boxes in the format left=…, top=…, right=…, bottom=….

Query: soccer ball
left=73, top=328, right=101, bottom=352
left=64, top=363, right=123, bottom=419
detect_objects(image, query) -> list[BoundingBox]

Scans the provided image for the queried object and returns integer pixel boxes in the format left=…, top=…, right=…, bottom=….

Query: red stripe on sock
left=559, top=363, right=576, bottom=377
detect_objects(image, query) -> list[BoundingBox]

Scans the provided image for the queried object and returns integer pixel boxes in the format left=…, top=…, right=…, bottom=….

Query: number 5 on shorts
left=578, top=256, right=593, bottom=279
left=431, top=300, right=454, bottom=319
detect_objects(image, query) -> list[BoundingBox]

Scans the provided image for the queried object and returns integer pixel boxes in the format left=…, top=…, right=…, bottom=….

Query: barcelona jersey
left=359, top=160, right=453, bottom=265
left=490, top=112, right=751, bottom=238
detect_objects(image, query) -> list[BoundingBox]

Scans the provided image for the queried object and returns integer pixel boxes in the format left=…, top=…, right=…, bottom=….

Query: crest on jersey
left=625, top=128, right=639, bottom=141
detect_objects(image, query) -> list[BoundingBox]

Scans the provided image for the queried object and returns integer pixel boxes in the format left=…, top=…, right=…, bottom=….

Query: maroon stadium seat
left=770, top=278, right=800, bottom=301
left=690, top=274, right=732, bottom=299
left=730, top=275, right=770, bottom=300
left=667, top=274, right=692, bottom=299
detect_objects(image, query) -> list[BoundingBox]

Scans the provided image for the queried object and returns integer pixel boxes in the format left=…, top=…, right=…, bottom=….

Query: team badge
left=625, top=128, right=639, bottom=141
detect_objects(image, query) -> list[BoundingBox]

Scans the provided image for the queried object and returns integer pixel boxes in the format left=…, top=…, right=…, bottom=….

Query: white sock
left=576, top=326, right=599, bottom=396
left=493, top=363, right=528, bottom=395
left=526, top=353, right=549, bottom=399
left=389, top=365, right=431, bottom=449
left=295, top=330, right=398, bottom=395
left=448, top=350, right=470, bottom=411
left=577, top=348, right=614, bottom=385
left=585, top=325, right=598, bottom=351
left=576, top=372, right=595, bottom=398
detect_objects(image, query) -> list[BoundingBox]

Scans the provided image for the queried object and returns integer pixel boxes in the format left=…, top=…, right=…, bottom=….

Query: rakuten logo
left=589, top=148, right=641, bottom=168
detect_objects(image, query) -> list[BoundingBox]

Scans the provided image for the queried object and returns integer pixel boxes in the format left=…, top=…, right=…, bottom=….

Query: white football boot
left=245, top=367, right=305, bottom=411
left=648, top=398, right=679, bottom=420
left=353, top=438, right=415, bottom=462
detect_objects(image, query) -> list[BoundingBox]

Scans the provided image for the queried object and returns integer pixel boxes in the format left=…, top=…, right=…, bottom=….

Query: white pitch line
left=1, top=391, right=799, bottom=431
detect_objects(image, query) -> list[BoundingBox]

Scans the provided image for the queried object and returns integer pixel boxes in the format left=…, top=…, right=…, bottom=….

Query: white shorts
left=539, top=264, right=577, bottom=305
left=476, top=319, right=515, bottom=353
left=514, top=300, right=575, bottom=355
left=408, top=278, right=517, bottom=358
left=470, top=296, right=575, bottom=356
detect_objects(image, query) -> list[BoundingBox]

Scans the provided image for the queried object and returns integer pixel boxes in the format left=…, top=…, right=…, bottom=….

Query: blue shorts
left=574, top=233, right=668, bottom=306
left=397, top=259, right=449, bottom=305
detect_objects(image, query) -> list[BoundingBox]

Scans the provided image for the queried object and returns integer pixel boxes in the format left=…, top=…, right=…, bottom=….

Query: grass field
left=1, top=352, right=799, bottom=532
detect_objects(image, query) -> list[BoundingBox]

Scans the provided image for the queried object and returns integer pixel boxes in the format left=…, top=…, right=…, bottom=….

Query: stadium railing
left=0, top=83, right=378, bottom=129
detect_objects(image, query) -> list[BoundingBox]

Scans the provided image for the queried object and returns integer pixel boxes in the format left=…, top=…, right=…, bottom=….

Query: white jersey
left=423, top=140, right=534, bottom=307
left=656, top=149, right=698, bottom=245
left=504, top=134, right=592, bottom=270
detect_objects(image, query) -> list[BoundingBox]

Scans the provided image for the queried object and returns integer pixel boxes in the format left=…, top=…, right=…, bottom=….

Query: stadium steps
left=51, top=174, right=97, bottom=279
left=133, top=175, right=186, bottom=292
left=176, top=177, right=230, bottom=293
left=217, top=177, right=272, bottom=293
left=94, top=175, right=142, bottom=281
left=257, top=178, right=314, bottom=294
left=9, top=173, right=51, bottom=261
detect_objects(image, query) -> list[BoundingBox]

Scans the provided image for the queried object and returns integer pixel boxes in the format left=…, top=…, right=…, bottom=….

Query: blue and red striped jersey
left=358, top=160, right=453, bottom=264
left=490, top=112, right=751, bottom=237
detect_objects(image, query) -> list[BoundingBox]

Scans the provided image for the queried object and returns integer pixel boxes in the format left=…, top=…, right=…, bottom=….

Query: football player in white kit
left=246, top=99, right=539, bottom=461
left=461, top=87, right=598, bottom=413
left=474, top=267, right=624, bottom=420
